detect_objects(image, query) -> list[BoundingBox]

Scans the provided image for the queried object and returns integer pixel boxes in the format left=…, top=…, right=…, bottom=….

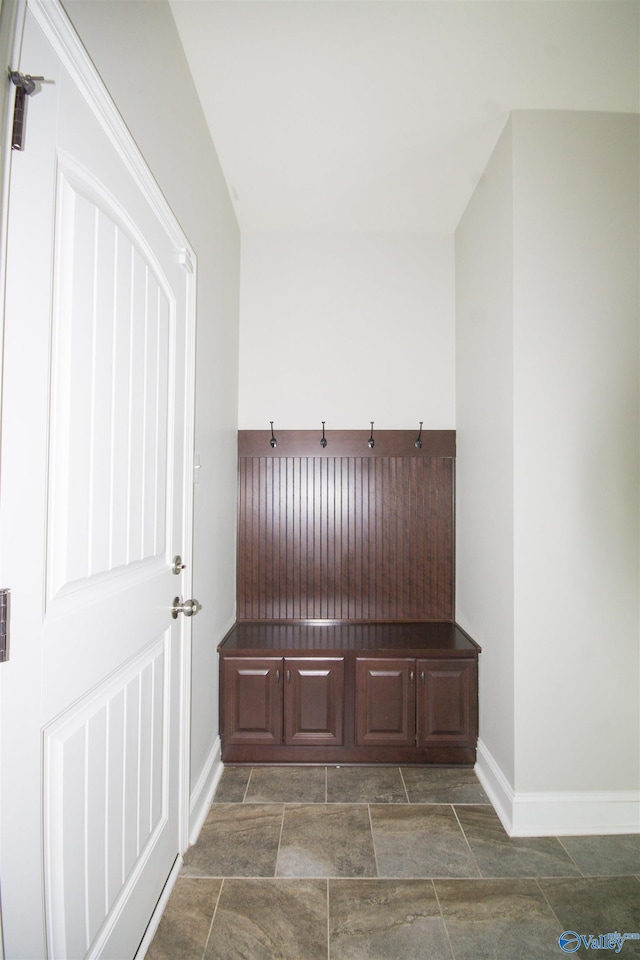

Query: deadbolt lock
left=172, top=555, right=186, bottom=575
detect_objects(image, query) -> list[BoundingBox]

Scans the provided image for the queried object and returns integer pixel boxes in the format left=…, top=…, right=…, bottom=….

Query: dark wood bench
left=218, top=621, right=480, bottom=765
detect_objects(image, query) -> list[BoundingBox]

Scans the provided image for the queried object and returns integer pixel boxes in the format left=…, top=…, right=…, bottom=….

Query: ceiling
left=169, top=1, right=639, bottom=234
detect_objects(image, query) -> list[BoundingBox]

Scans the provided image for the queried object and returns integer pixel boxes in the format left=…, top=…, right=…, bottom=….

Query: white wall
left=512, top=111, right=639, bottom=804
left=239, top=233, right=454, bottom=429
left=457, top=110, right=640, bottom=835
left=456, top=118, right=516, bottom=789
left=62, top=0, right=241, bottom=829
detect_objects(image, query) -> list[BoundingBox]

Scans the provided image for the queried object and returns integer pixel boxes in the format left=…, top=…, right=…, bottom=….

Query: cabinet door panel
left=222, top=658, right=283, bottom=745
left=417, top=659, right=477, bottom=747
left=355, top=659, right=416, bottom=746
left=284, top=658, right=344, bottom=745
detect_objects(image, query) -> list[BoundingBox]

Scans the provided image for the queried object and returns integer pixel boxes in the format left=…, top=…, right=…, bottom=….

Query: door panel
left=43, top=634, right=169, bottom=958
left=47, top=160, right=172, bottom=602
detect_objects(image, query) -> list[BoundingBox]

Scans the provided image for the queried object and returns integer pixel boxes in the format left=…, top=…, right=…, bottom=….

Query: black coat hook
left=368, top=422, right=375, bottom=449
left=320, top=421, right=327, bottom=448
left=415, top=421, right=423, bottom=449
left=269, top=421, right=277, bottom=448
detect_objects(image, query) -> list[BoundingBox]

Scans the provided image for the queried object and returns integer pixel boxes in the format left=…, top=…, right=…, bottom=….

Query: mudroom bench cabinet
left=221, top=428, right=481, bottom=766
left=218, top=621, right=480, bottom=765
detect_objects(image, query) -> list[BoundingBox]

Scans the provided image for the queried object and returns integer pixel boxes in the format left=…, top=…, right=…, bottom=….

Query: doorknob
left=171, top=596, right=201, bottom=619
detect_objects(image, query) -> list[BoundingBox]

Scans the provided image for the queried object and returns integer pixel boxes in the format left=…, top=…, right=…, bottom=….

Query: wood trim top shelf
left=238, top=429, right=456, bottom=458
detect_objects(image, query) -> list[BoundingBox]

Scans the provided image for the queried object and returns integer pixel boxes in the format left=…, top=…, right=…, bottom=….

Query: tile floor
left=147, top=766, right=640, bottom=960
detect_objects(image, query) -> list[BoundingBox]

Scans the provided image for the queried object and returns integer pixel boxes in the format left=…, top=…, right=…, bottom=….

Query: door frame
left=0, top=0, right=197, bottom=953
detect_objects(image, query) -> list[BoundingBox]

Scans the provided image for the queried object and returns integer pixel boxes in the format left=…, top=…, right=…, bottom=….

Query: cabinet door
left=417, top=659, right=477, bottom=747
left=221, top=657, right=283, bottom=745
left=284, top=658, right=344, bottom=745
left=355, top=658, right=416, bottom=746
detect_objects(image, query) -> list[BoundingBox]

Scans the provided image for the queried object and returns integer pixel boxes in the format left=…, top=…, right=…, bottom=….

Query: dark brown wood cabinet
left=219, top=622, right=479, bottom=764
left=355, top=659, right=416, bottom=746
left=223, top=430, right=480, bottom=765
left=417, top=659, right=477, bottom=748
left=284, top=658, right=344, bottom=746
left=355, top=656, right=478, bottom=751
left=221, top=658, right=282, bottom=746
left=222, top=655, right=344, bottom=748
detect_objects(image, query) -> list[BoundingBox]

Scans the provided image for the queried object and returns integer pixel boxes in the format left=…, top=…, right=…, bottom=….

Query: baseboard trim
left=475, top=739, right=640, bottom=837
left=475, top=738, right=515, bottom=833
left=509, top=791, right=640, bottom=837
left=188, top=737, right=223, bottom=846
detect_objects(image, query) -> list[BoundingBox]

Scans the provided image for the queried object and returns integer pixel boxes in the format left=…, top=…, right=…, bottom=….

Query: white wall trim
left=189, top=737, right=223, bottom=846
left=476, top=738, right=640, bottom=837
left=509, top=791, right=640, bottom=838
left=475, top=738, right=515, bottom=834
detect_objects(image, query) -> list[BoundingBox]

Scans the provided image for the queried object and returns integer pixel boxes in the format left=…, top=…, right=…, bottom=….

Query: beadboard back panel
left=237, top=431, right=455, bottom=621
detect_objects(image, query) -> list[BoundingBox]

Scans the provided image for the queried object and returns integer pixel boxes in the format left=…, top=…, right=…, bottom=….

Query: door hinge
left=9, top=69, right=45, bottom=151
left=0, top=588, right=11, bottom=663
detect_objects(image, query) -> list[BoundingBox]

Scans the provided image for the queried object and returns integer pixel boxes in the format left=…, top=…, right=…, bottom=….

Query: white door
left=0, top=2, right=196, bottom=958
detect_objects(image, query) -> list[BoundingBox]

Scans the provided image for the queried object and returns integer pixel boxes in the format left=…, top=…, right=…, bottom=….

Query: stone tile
left=147, top=878, right=222, bottom=960
left=182, top=804, right=283, bottom=877
left=212, top=765, right=251, bottom=803
left=401, top=766, right=489, bottom=805
left=277, top=804, right=377, bottom=878
left=370, top=804, right=480, bottom=878
left=455, top=805, right=581, bottom=878
left=327, top=766, right=408, bottom=804
left=559, top=834, right=640, bottom=876
left=329, top=878, right=451, bottom=960
left=204, top=879, right=327, bottom=960
left=435, top=878, right=563, bottom=960
left=244, top=764, right=326, bottom=803
left=540, top=876, right=640, bottom=959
